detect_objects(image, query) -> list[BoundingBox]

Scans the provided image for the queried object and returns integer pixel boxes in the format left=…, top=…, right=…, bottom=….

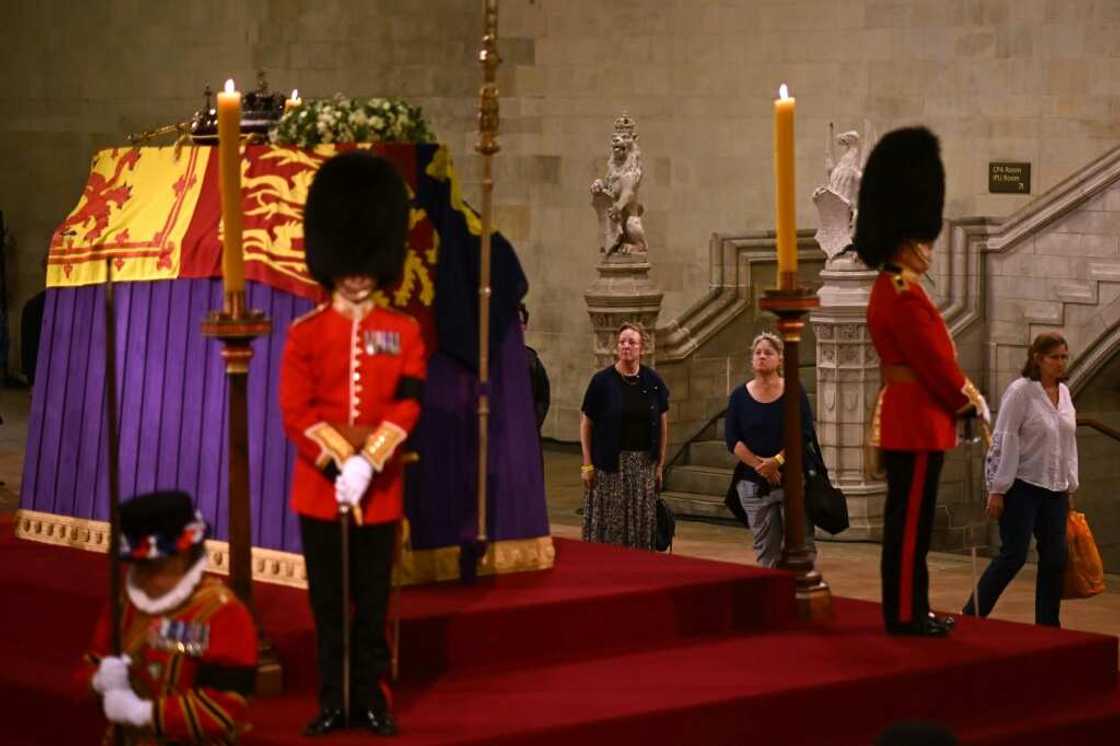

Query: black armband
left=394, top=376, right=424, bottom=402
left=194, top=663, right=256, bottom=697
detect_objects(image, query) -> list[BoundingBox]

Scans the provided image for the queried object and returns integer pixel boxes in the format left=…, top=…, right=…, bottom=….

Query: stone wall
left=4, top=0, right=1120, bottom=440
left=986, top=180, right=1120, bottom=399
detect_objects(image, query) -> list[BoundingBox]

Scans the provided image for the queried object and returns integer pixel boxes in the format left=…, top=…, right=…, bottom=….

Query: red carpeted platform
left=2, top=522, right=1118, bottom=745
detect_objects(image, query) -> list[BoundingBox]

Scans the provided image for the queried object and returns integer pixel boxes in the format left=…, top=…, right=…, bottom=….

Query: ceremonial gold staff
left=474, top=0, right=501, bottom=556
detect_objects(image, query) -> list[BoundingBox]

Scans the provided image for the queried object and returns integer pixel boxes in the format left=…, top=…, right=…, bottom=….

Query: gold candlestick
left=206, top=83, right=280, bottom=687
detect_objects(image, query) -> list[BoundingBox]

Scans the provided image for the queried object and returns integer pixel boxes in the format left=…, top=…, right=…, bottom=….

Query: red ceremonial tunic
left=279, top=299, right=426, bottom=523
left=81, top=577, right=258, bottom=745
left=867, top=267, right=976, bottom=452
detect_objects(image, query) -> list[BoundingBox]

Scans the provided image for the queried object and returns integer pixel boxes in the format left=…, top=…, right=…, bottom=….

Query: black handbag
left=804, top=430, right=849, bottom=535
left=654, top=497, right=676, bottom=552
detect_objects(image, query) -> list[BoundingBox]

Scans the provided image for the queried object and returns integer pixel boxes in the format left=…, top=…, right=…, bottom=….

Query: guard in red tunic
left=855, top=127, right=990, bottom=637
left=279, top=151, right=425, bottom=736
left=81, top=490, right=258, bottom=745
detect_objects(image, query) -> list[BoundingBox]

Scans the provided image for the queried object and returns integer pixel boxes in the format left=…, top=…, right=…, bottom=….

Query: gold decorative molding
left=14, top=509, right=555, bottom=590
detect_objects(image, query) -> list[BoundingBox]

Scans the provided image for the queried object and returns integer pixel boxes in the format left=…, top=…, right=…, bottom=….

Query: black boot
left=352, top=704, right=398, bottom=737
left=886, top=616, right=952, bottom=637
left=928, top=612, right=955, bottom=631
left=303, top=708, right=347, bottom=737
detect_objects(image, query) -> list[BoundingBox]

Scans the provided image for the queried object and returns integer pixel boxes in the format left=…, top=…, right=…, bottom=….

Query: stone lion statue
left=590, top=112, right=647, bottom=256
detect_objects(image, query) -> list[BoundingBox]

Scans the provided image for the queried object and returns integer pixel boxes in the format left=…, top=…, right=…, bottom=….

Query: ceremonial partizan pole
left=475, top=0, right=500, bottom=553
left=104, top=259, right=124, bottom=746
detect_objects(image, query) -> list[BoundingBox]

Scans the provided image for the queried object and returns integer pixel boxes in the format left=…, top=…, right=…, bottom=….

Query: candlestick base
left=777, top=270, right=799, bottom=292
left=255, top=642, right=284, bottom=696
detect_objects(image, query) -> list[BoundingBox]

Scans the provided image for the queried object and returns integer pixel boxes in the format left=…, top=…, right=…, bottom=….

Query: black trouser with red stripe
left=881, top=450, right=945, bottom=629
left=300, top=516, right=396, bottom=712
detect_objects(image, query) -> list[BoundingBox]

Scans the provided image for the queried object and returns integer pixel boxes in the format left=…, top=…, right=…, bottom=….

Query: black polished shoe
left=886, top=617, right=951, bottom=637
left=303, top=708, right=347, bottom=737
left=352, top=706, right=398, bottom=737
left=928, top=612, right=955, bottom=631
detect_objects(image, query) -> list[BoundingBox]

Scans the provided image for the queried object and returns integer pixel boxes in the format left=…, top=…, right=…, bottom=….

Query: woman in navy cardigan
left=579, top=323, right=670, bottom=549
left=724, top=331, right=816, bottom=567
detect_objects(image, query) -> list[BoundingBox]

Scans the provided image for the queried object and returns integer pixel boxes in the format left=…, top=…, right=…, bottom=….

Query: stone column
left=585, top=254, right=663, bottom=368
left=810, top=252, right=886, bottom=541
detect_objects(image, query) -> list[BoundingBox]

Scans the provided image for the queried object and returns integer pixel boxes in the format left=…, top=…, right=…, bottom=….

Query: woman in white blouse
left=963, top=332, right=1077, bottom=627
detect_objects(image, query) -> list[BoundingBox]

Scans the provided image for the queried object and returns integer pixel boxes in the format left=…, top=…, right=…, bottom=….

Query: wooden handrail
left=1077, top=417, right=1120, bottom=443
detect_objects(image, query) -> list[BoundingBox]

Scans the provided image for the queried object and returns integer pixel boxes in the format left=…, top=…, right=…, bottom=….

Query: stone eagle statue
left=812, top=120, right=876, bottom=261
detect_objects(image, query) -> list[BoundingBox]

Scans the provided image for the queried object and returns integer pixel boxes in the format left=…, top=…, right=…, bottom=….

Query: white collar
left=126, top=553, right=208, bottom=616
left=331, top=290, right=376, bottom=321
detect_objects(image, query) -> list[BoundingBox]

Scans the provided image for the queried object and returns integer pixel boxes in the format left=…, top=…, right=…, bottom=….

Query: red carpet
left=2, top=522, right=1117, bottom=745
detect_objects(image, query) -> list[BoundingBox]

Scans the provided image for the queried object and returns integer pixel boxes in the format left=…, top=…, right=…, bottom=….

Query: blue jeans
left=963, top=479, right=1068, bottom=626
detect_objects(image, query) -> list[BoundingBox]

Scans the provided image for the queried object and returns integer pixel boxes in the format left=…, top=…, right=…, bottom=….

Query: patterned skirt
left=582, top=450, right=657, bottom=550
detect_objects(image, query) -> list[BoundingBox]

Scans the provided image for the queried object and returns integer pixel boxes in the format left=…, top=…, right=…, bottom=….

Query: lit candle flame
left=224, top=78, right=236, bottom=94
left=779, top=83, right=790, bottom=100
left=291, top=88, right=299, bottom=100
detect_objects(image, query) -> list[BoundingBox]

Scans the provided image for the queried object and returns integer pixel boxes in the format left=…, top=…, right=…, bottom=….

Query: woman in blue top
left=725, top=331, right=815, bottom=567
left=580, top=323, right=670, bottom=549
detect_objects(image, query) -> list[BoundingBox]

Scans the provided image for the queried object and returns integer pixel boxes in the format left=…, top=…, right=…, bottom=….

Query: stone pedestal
left=585, top=254, right=663, bottom=367
left=810, top=252, right=886, bottom=541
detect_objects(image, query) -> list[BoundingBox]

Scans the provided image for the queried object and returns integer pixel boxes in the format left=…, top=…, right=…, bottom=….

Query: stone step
left=660, top=490, right=733, bottom=520
left=689, top=439, right=738, bottom=469
left=664, top=464, right=733, bottom=496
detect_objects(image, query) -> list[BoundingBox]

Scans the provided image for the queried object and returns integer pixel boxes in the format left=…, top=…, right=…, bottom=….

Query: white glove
left=975, top=393, right=991, bottom=427
left=92, top=655, right=131, bottom=694
left=103, top=687, right=154, bottom=727
left=335, top=455, right=374, bottom=507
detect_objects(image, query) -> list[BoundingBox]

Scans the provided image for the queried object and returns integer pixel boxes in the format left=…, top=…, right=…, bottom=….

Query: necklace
left=615, top=364, right=640, bottom=384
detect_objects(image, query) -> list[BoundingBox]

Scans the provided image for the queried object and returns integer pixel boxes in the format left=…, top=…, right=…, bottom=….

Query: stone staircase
left=662, top=419, right=737, bottom=520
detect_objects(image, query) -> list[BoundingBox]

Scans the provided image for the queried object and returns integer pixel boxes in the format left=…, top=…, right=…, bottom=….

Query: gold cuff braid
left=362, top=421, right=408, bottom=471
left=304, top=422, right=356, bottom=470
left=957, top=378, right=983, bottom=416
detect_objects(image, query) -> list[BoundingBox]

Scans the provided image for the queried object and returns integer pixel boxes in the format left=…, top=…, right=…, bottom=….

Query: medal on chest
left=363, top=329, right=401, bottom=356
left=148, top=617, right=211, bottom=656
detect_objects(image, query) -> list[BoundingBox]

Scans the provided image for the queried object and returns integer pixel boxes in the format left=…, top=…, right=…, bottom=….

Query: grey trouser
left=736, top=481, right=817, bottom=568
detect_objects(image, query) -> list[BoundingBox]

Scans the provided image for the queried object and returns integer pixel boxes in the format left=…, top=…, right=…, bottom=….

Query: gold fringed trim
left=394, top=533, right=557, bottom=586
left=14, top=509, right=555, bottom=590
left=868, top=386, right=884, bottom=449
left=864, top=386, right=886, bottom=480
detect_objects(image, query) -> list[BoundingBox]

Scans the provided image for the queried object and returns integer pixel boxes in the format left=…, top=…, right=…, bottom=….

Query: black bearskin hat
left=303, top=150, right=410, bottom=290
left=853, top=127, right=945, bottom=268
left=119, top=490, right=208, bottom=562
